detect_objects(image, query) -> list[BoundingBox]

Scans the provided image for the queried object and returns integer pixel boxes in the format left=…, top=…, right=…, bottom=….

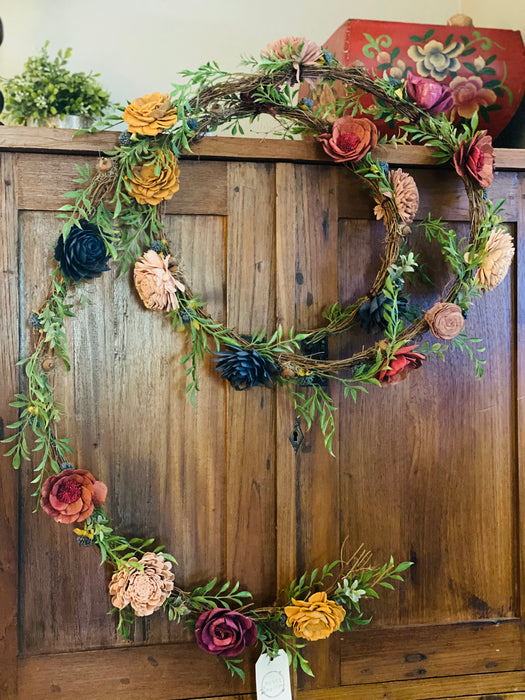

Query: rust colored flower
left=318, top=116, right=378, bottom=163
left=377, top=345, right=425, bottom=386
left=425, top=302, right=465, bottom=340
left=122, top=93, right=178, bottom=136
left=109, top=552, right=174, bottom=616
left=284, top=592, right=345, bottom=641
left=126, top=151, right=180, bottom=205
left=40, top=468, right=107, bottom=524
left=453, top=131, right=494, bottom=189
left=374, top=169, right=419, bottom=224
left=262, top=36, right=322, bottom=81
left=476, top=227, right=514, bottom=290
left=134, top=250, right=185, bottom=312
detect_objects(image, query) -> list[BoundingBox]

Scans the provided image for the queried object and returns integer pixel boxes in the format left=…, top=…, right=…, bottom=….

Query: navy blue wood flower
left=54, top=220, right=110, bottom=281
left=214, top=346, right=277, bottom=391
left=359, top=292, right=408, bottom=334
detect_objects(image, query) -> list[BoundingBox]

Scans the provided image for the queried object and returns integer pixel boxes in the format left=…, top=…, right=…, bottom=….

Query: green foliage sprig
left=1, top=42, right=110, bottom=125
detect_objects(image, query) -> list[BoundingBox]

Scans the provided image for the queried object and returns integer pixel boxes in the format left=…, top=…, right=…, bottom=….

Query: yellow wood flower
left=122, top=92, right=178, bottom=136
left=126, top=151, right=180, bottom=205
left=284, top=591, right=346, bottom=641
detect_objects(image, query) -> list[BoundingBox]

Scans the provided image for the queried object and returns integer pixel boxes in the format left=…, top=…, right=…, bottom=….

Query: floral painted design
left=449, top=75, right=497, bottom=119
left=357, top=27, right=516, bottom=132
left=407, top=39, right=463, bottom=81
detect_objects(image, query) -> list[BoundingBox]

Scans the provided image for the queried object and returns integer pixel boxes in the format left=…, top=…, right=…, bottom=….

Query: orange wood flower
left=284, top=592, right=345, bottom=641
left=122, top=92, right=178, bottom=136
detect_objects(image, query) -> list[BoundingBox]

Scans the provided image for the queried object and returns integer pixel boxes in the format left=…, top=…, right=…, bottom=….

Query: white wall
left=2, top=0, right=465, bottom=106
left=0, top=0, right=523, bottom=135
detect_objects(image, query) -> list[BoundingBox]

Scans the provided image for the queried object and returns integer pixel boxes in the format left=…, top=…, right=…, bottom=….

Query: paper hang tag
left=255, top=649, right=293, bottom=700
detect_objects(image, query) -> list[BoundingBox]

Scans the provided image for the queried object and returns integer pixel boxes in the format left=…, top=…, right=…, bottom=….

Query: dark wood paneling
left=2, top=137, right=525, bottom=698
left=225, top=162, right=277, bottom=599
left=340, top=620, right=523, bottom=685
left=0, top=154, right=20, bottom=699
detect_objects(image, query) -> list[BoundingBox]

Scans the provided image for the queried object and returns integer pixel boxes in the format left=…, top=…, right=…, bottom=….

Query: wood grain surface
left=0, top=154, right=20, bottom=699
left=2, top=137, right=525, bottom=699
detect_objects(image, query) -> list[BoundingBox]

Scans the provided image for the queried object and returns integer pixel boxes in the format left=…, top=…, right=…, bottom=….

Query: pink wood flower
left=262, top=36, right=323, bottom=81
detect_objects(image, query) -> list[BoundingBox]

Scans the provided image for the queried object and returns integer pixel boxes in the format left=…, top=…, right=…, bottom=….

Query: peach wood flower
left=122, top=93, right=178, bottom=136
left=374, top=169, right=419, bottom=224
left=453, top=131, right=494, bottom=189
left=476, top=227, right=514, bottom=290
left=109, top=552, right=175, bottom=616
left=284, top=591, right=346, bottom=641
left=126, top=151, right=180, bottom=205
left=40, top=468, right=107, bottom=524
left=318, top=116, right=377, bottom=163
left=134, top=250, right=185, bottom=312
left=425, top=302, right=465, bottom=340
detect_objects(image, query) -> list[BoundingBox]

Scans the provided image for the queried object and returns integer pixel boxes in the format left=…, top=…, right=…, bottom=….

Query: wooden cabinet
left=1, top=128, right=524, bottom=699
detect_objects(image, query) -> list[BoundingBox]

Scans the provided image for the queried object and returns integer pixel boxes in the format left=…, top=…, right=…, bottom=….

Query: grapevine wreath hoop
left=4, top=37, right=515, bottom=680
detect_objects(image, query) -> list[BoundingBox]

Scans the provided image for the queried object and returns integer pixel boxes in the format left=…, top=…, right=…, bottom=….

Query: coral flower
left=377, top=345, right=425, bottom=386
left=318, top=116, right=377, bottom=163
left=41, top=469, right=107, bottom=524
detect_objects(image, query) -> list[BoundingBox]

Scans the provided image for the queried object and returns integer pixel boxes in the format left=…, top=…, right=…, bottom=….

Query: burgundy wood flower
left=453, top=131, right=494, bottom=189
left=40, top=468, right=107, bottom=524
left=195, top=608, right=257, bottom=658
left=318, top=116, right=378, bottom=163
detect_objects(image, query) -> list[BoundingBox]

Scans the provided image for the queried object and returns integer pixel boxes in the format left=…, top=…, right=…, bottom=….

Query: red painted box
left=314, top=18, right=525, bottom=142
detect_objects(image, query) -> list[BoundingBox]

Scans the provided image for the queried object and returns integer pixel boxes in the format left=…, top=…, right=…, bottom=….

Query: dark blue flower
left=214, top=346, right=277, bottom=391
left=359, top=292, right=408, bottom=333
left=54, top=220, right=110, bottom=282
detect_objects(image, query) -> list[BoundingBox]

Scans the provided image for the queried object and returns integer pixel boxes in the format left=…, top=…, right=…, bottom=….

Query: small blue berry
left=187, top=118, right=199, bottom=131
left=77, top=536, right=94, bottom=547
left=301, top=97, right=314, bottom=110
left=119, top=131, right=132, bottom=146
left=29, top=312, right=42, bottom=329
left=150, top=240, right=164, bottom=254
left=60, top=462, right=75, bottom=471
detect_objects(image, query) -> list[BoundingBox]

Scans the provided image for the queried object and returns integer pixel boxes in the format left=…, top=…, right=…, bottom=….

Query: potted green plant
left=1, top=42, right=110, bottom=127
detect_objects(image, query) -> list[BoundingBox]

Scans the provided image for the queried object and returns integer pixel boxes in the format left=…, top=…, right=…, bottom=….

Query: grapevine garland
left=3, top=36, right=515, bottom=680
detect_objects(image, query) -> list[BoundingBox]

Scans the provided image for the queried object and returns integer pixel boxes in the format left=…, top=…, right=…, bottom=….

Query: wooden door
left=1, top=130, right=524, bottom=699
